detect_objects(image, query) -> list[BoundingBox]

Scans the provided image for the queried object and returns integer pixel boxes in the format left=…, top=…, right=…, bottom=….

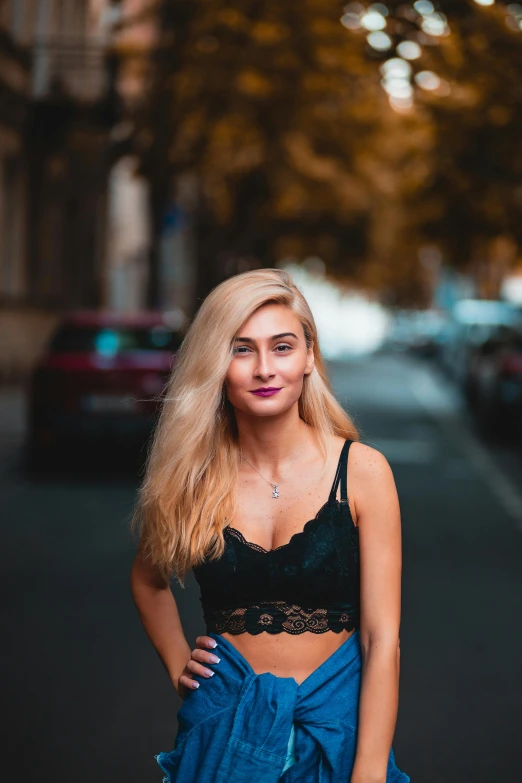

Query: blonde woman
left=131, top=269, right=410, bottom=782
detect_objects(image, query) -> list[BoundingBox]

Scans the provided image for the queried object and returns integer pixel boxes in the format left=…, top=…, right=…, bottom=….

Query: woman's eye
left=233, top=344, right=292, bottom=354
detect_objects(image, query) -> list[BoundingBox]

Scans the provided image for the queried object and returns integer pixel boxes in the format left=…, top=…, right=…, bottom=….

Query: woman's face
left=225, top=304, right=314, bottom=417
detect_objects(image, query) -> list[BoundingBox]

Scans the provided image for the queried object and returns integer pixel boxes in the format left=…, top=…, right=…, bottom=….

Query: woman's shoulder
left=346, top=439, right=395, bottom=488
left=327, top=435, right=394, bottom=481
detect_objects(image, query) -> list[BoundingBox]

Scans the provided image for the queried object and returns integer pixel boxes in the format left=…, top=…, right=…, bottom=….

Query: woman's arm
left=130, top=550, right=195, bottom=694
left=349, top=444, right=404, bottom=783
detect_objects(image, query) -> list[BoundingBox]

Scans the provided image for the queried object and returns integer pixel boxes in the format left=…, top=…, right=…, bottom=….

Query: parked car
left=26, top=311, right=183, bottom=468
left=469, top=325, right=522, bottom=439
left=384, top=308, right=448, bottom=358
left=437, top=299, right=522, bottom=392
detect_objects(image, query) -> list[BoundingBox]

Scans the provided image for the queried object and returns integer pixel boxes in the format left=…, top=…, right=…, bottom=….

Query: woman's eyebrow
left=234, top=332, right=298, bottom=343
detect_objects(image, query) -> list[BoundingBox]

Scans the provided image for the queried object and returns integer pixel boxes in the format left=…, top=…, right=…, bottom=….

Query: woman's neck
left=235, top=410, right=316, bottom=470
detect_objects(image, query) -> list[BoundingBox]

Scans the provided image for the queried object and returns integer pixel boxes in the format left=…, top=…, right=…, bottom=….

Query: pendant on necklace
left=272, top=484, right=279, bottom=499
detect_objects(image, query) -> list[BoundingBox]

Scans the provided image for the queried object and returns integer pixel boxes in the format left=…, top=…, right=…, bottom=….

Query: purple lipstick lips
left=250, top=387, right=282, bottom=397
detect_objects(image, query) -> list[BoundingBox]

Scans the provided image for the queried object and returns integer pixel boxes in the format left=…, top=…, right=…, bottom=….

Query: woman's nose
left=254, top=351, right=275, bottom=379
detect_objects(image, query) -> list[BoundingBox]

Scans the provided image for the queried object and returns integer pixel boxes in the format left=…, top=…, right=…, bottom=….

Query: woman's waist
left=218, top=626, right=356, bottom=686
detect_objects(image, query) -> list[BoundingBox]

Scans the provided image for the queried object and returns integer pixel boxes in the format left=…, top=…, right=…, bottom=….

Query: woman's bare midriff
left=220, top=627, right=356, bottom=685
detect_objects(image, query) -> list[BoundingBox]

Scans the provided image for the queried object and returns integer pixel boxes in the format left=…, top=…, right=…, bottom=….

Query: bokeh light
left=507, top=3, right=522, bottom=29
left=415, top=70, right=441, bottom=90
left=150, top=326, right=173, bottom=348
left=369, top=3, right=390, bottom=16
left=379, top=58, right=415, bottom=110
left=389, top=95, right=414, bottom=111
left=361, top=10, right=387, bottom=31
left=385, top=81, right=414, bottom=100
left=473, top=0, right=495, bottom=6
left=397, top=40, right=422, bottom=60
left=94, top=329, right=119, bottom=358
left=384, top=80, right=414, bottom=99
left=367, top=31, right=393, bottom=51
left=340, top=12, right=361, bottom=30
left=381, top=57, right=413, bottom=78
left=421, top=13, right=449, bottom=36
left=413, top=1, right=435, bottom=15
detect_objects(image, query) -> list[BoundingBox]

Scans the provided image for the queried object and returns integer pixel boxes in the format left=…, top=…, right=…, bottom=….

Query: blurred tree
left=134, top=0, right=431, bottom=305
left=132, top=0, right=522, bottom=306
left=349, top=1, right=522, bottom=282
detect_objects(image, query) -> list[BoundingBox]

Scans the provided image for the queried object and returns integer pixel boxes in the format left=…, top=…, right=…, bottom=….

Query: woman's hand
left=176, top=635, right=221, bottom=699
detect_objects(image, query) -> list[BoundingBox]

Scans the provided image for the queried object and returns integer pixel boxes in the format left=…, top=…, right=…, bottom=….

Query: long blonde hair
left=132, top=268, right=359, bottom=583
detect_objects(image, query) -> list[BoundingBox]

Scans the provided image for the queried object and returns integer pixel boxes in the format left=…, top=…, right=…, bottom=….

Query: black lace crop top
left=193, top=439, right=360, bottom=635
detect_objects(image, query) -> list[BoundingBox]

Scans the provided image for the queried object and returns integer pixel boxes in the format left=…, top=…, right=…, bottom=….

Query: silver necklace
left=240, top=442, right=305, bottom=499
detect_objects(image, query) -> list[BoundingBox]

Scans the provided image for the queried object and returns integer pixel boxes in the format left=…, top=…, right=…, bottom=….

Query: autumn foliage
left=133, top=1, right=522, bottom=302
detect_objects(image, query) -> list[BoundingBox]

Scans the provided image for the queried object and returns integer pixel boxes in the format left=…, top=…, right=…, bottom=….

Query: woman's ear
left=304, top=344, right=315, bottom=376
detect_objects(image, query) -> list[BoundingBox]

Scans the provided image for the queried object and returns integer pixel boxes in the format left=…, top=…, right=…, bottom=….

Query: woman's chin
left=242, top=403, right=298, bottom=419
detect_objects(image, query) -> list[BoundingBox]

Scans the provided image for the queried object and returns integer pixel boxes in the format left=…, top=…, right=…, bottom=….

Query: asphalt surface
left=2, top=352, right=522, bottom=783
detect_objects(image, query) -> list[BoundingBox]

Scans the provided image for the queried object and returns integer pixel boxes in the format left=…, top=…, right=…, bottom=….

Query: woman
left=131, top=268, right=410, bottom=782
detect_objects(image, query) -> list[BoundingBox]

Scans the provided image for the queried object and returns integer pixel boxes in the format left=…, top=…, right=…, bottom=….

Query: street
left=3, top=352, right=522, bottom=783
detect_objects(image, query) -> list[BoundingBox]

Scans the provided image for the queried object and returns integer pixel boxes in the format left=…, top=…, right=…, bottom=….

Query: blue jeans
left=156, top=629, right=410, bottom=782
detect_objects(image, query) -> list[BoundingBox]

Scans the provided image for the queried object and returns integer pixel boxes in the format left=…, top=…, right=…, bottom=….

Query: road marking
left=411, top=370, right=522, bottom=530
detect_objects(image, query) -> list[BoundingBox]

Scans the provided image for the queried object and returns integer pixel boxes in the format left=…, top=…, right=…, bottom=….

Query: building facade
left=0, top=0, right=117, bottom=382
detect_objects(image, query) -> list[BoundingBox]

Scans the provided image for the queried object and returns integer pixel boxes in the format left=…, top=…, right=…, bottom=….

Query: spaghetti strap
left=329, top=439, right=352, bottom=502
left=340, top=440, right=353, bottom=504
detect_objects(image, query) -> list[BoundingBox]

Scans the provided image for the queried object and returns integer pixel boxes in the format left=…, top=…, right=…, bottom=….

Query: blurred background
left=1, top=0, right=522, bottom=781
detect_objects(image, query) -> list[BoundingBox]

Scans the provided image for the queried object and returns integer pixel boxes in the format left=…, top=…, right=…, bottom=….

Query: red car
left=26, top=311, right=183, bottom=468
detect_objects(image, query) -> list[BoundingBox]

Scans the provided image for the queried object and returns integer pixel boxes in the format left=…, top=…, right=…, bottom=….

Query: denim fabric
left=156, top=629, right=410, bottom=783
left=281, top=724, right=297, bottom=774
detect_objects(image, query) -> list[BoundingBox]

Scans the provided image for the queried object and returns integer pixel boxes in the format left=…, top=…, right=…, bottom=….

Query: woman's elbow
left=130, top=552, right=167, bottom=595
left=360, top=630, right=401, bottom=664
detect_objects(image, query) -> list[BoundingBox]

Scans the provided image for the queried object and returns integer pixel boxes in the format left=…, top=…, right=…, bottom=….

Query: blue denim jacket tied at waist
left=156, top=628, right=410, bottom=783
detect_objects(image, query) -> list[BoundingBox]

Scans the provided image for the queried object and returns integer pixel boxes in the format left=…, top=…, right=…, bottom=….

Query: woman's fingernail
left=192, top=681, right=200, bottom=689
left=204, top=669, right=214, bottom=677
left=209, top=655, right=220, bottom=664
left=209, top=640, right=218, bottom=648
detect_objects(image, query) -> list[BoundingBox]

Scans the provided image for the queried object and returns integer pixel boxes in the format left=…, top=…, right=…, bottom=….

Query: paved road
left=2, top=353, right=522, bottom=783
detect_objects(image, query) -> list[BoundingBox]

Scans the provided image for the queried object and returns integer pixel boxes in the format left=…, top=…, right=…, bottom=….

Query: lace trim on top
left=223, top=496, right=340, bottom=553
left=204, top=601, right=358, bottom=635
